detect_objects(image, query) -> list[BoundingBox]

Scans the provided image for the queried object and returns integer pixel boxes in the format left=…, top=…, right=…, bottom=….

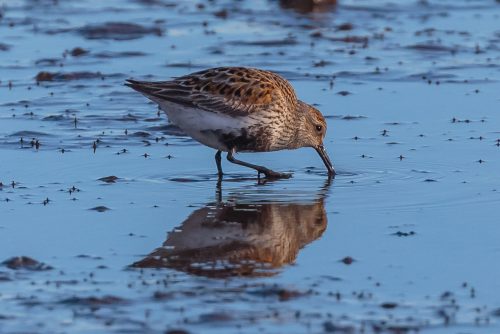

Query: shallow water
left=1, top=0, right=500, bottom=333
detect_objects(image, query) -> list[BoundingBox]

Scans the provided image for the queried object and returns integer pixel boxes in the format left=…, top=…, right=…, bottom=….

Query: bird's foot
left=261, top=169, right=292, bottom=179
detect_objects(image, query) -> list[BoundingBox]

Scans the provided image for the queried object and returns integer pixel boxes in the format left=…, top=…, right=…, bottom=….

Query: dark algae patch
left=89, top=206, right=111, bottom=212
left=78, top=22, right=163, bottom=40
left=2, top=256, right=52, bottom=271
left=60, top=295, right=128, bottom=307
left=35, top=71, right=105, bottom=82
left=98, top=176, right=119, bottom=183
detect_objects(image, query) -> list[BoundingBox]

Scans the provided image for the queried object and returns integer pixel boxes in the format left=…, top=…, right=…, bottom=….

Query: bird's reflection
left=132, top=179, right=331, bottom=278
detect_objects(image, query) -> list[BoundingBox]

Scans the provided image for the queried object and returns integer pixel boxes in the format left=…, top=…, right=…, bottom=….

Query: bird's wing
left=125, top=67, right=297, bottom=116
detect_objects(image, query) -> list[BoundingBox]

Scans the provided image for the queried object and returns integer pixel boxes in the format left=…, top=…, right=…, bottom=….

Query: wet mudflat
left=1, top=0, right=500, bottom=333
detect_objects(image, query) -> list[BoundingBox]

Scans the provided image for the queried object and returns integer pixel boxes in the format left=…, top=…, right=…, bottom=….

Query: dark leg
left=215, top=150, right=223, bottom=178
left=226, top=150, right=291, bottom=179
left=215, top=178, right=222, bottom=203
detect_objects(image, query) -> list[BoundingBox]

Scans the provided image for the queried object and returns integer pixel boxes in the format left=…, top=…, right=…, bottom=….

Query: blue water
left=0, top=0, right=499, bottom=333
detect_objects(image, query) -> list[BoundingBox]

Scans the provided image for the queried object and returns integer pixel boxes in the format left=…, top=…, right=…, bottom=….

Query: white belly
left=158, top=100, right=258, bottom=151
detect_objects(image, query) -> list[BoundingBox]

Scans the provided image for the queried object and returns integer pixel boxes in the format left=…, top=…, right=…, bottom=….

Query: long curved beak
left=315, top=145, right=336, bottom=177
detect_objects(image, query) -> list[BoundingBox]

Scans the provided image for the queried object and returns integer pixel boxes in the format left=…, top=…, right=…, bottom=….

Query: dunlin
left=126, top=67, right=335, bottom=178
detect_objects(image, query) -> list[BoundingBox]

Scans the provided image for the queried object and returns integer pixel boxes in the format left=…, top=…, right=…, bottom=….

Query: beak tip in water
left=315, top=145, right=335, bottom=178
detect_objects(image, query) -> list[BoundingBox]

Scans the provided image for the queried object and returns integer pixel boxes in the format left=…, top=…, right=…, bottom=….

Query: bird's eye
left=316, top=125, right=323, bottom=132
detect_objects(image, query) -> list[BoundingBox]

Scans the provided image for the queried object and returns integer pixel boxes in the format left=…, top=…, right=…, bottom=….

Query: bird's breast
left=159, top=100, right=295, bottom=152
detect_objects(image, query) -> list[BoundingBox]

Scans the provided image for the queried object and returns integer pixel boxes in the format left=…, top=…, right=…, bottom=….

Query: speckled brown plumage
left=128, top=67, right=295, bottom=114
left=126, top=67, right=335, bottom=178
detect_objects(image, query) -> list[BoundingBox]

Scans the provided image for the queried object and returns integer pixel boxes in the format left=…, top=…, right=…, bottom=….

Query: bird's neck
left=287, top=111, right=308, bottom=149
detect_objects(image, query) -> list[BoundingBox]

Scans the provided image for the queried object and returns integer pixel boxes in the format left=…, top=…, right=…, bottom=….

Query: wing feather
left=125, top=67, right=297, bottom=116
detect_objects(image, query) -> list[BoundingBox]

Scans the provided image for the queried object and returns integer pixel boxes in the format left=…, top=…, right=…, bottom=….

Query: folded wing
left=125, top=67, right=297, bottom=116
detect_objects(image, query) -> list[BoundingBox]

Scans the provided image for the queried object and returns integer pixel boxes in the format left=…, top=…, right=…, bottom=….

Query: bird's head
left=296, top=101, right=336, bottom=176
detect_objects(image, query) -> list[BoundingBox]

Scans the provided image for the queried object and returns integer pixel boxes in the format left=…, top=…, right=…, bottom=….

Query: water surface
left=0, top=0, right=499, bottom=333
